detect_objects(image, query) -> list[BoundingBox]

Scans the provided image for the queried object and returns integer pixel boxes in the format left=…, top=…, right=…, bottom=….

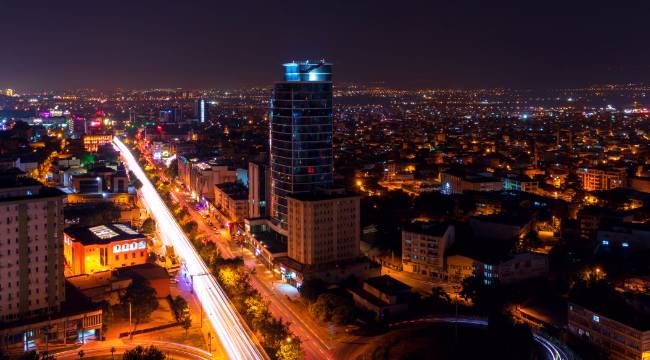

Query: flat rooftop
left=365, top=275, right=411, bottom=296
left=64, top=223, right=145, bottom=245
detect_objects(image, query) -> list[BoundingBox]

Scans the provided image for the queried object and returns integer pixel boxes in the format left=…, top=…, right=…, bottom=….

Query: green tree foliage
left=120, top=277, right=159, bottom=325
left=122, top=345, right=165, bottom=360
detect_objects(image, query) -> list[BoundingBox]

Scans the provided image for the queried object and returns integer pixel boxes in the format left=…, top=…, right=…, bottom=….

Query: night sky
left=2, top=0, right=649, bottom=90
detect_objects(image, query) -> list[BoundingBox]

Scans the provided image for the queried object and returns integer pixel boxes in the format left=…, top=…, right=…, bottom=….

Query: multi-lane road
left=114, top=137, right=266, bottom=360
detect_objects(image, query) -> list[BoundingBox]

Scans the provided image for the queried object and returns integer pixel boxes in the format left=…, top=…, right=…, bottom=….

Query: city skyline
left=2, top=0, right=650, bottom=90
left=2, top=3, right=650, bottom=360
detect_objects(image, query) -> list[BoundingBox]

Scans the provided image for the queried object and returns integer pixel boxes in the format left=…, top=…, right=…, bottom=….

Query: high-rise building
left=0, top=176, right=65, bottom=322
left=195, top=99, right=210, bottom=123
left=248, top=161, right=270, bottom=218
left=270, top=60, right=333, bottom=227
left=287, top=191, right=360, bottom=266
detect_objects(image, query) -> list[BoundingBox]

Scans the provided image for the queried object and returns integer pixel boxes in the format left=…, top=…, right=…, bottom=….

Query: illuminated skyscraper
left=195, top=99, right=209, bottom=123
left=270, top=60, right=333, bottom=227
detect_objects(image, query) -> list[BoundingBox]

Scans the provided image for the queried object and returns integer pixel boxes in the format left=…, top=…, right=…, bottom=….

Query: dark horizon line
left=5, top=81, right=650, bottom=95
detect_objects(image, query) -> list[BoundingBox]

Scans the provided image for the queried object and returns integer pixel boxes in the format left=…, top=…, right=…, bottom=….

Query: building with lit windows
left=0, top=176, right=66, bottom=322
left=64, top=223, right=147, bottom=276
left=214, top=182, right=248, bottom=224
left=287, top=190, right=360, bottom=266
left=82, top=134, right=113, bottom=152
left=248, top=160, right=270, bottom=218
left=195, top=99, right=210, bottom=123
left=0, top=175, right=104, bottom=352
left=502, top=175, right=539, bottom=193
left=270, top=60, right=334, bottom=228
left=568, top=300, right=650, bottom=360
left=440, top=169, right=502, bottom=194
left=447, top=251, right=548, bottom=285
left=401, top=222, right=455, bottom=279
left=577, top=167, right=627, bottom=191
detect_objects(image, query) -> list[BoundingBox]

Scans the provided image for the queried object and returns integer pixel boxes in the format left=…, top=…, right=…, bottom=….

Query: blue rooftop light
left=282, top=60, right=332, bottom=82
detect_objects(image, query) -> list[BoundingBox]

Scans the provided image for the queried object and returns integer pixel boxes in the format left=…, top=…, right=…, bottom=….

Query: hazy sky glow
left=1, top=0, right=649, bottom=90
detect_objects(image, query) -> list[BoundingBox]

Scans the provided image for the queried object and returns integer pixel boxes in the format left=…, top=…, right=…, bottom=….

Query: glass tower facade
left=270, top=61, right=334, bottom=226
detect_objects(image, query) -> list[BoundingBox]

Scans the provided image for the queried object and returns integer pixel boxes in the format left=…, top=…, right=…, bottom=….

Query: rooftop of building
left=0, top=175, right=40, bottom=189
left=447, top=236, right=516, bottom=264
left=64, top=223, right=145, bottom=245
left=403, top=221, right=452, bottom=237
left=365, top=275, right=411, bottom=296
left=215, top=182, right=248, bottom=200
left=569, top=281, right=650, bottom=331
left=470, top=213, right=532, bottom=227
left=251, top=230, right=287, bottom=254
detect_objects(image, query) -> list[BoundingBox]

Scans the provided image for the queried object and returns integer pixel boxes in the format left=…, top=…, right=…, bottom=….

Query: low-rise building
left=447, top=249, right=548, bottom=285
left=440, top=169, right=502, bottom=194
left=568, top=290, right=650, bottom=360
left=503, top=175, right=539, bottom=193
left=214, top=182, right=248, bottom=223
left=402, top=222, right=455, bottom=279
left=469, top=214, right=532, bottom=242
left=597, top=222, right=650, bottom=250
left=577, top=167, right=627, bottom=192
left=83, top=134, right=113, bottom=152
left=349, top=275, right=414, bottom=319
left=64, top=223, right=148, bottom=276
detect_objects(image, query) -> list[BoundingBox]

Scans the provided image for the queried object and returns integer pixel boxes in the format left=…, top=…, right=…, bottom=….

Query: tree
left=331, top=304, right=356, bottom=325
left=120, top=277, right=159, bottom=326
left=122, top=345, right=166, bottom=360
left=420, top=286, right=451, bottom=313
left=308, top=293, right=355, bottom=324
left=460, top=273, right=505, bottom=314
left=259, top=317, right=290, bottom=349
left=183, top=220, right=198, bottom=237
left=276, top=339, right=304, bottom=360
left=141, top=218, right=155, bottom=234
left=170, top=295, right=189, bottom=322
left=298, top=278, right=327, bottom=302
left=180, top=313, right=192, bottom=336
left=131, top=178, right=143, bottom=190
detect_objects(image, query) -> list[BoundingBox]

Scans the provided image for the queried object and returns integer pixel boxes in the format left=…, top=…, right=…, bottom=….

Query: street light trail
left=114, top=137, right=266, bottom=360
